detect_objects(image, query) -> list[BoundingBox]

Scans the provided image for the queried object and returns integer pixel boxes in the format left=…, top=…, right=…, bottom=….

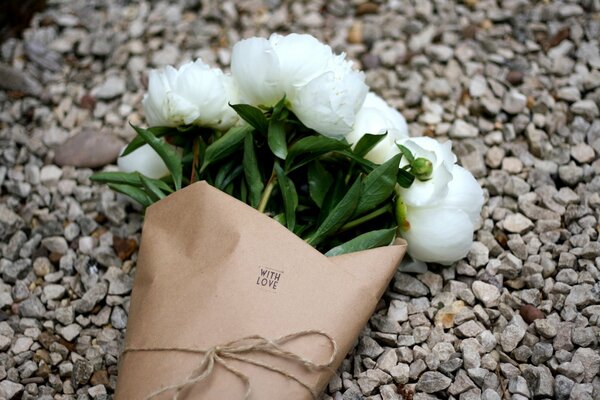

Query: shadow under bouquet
left=92, top=33, right=484, bottom=400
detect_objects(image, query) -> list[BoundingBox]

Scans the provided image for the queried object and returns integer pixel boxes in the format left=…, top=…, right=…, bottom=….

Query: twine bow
left=123, top=330, right=338, bottom=400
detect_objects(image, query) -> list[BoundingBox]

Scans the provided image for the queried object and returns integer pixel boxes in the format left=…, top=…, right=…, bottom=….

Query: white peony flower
left=143, top=59, right=238, bottom=129
left=231, top=34, right=368, bottom=138
left=396, top=138, right=484, bottom=265
left=345, top=93, right=409, bottom=164
left=291, top=54, right=368, bottom=138
left=117, top=144, right=169, bottom=179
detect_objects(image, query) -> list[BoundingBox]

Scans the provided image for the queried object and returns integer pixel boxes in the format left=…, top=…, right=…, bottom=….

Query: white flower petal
left=363, top=93, right=408, bottom=137
left=396, top=137, right=455, bottom=206
left=117, top=144, right=169, bottom=179
left=444, top=165, right=485, bottom=224
left=165, top=92, right=199, bottom=126
left=269, top=33, right=333, bottom=97
left=143, top=60, right=238, bottom=129
left=399, top=161, right=452, bottom=207
left=292, top=57, right=368, bottom=138
left=231, top=37, right=284, bottom=106
left=400, top=206, right=474, bottom=264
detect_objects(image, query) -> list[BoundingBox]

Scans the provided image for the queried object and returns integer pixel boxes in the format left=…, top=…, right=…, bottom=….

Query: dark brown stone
left=113, top=236, right=138, bottom=261
left=53, top=130, right=125, bottom=168
left=506, top=70, right=524, bottom=86
left=90, top=370, right=110, bottom=386
left=520, top=304, right=545, bottom=323
left=356, top=2, right=379, bottom=15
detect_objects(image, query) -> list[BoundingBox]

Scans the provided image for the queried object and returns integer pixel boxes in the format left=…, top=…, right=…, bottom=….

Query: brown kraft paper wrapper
left=115, top=181, right=407, bottom=400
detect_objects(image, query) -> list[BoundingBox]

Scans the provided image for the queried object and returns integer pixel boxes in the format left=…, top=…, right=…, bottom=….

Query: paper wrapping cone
left=115, top=181, right=406, bottom=399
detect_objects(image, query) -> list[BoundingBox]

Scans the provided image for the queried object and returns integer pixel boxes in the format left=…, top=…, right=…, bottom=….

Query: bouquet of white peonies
left=93, top=33, right=483, bottom=264
left=91, top=33, right=484, bottom=400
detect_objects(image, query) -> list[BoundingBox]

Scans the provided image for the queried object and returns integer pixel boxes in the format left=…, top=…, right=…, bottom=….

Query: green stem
left=338, top=204, right=393, bottom=233
left=190, top=136, right=200, bottom=183
left=257, top=171, right=277, bottom=213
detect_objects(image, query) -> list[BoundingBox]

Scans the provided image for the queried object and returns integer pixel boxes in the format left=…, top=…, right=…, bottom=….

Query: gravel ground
left=1, top=0, right=600, bottom=399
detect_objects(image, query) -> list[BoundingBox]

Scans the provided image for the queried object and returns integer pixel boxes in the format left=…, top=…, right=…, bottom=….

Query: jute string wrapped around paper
left=123, top=330, right=337, bottom=400
left=123, top=330, right=338, bottom=400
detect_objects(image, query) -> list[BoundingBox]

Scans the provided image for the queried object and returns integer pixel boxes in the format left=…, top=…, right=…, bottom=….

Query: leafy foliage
left=92, top=97, right=420, bottom=255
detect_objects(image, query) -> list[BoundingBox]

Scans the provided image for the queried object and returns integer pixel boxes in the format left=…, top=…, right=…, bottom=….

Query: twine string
left=122, top=330, right=338, bottom=400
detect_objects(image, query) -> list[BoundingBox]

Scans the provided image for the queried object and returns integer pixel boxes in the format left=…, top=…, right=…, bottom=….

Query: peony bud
left=411, top=157, right=433, bottom=180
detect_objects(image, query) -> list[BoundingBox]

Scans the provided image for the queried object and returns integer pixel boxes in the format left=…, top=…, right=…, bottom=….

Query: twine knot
left=123, top=330, right=338, bottom=400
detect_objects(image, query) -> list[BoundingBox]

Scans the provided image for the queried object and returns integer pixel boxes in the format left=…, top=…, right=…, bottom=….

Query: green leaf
left=229, top=103, right=268, bottom=134
left=130, top=124, right=183, bottom=190
left=271, top=96, right=287, bottom=121
left=201, top=125, right=251, bottom=172
left=309, top=178, right=362, bottom=246
left=308, top=161, right=333, bottom=208
left=355, top=153, right=401, bottom=216
left=336, top=150, right=377, bottom=171
left=397, top=168, right=415, bottom=188
left=268, top=119, right=287, bottom=159
left=243, top=134, right=264, bottom=207
left=214, top=162, right=243, bottom=192
left=121, top=126, right=174, bottom=156
left=285, top=136, right=350, bottom=172
left=353, top=134, right=386, bottom=157
left=108, top=183, right=153, bottom=207
left=138, top=173, right=166, bottom=201
left=324, top=227, right=397, bottom=256
left=90, top=171, right=173, bottom=193
left=397, top=144, right=415, bottom=164
left=319, top=171, right=346, bottom=222
left=274, top=162, right=298, bottom=231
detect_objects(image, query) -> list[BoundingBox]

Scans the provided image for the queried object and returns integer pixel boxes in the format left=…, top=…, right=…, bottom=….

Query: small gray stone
left=58, top=323, right=82, bottom=342
left=393, top=273, right=429, bottom=297
left=416, top=371, right=452, bottom=393
left=571, top=100, right=599, bottom=120
left=572, top=347, right=600, bottom=383
left=72, top=359, right=94, bottom=387
left=472, top=281, right=500, bottom=308
left=572, top=327, right=596, bottom=347
left=503, top=213, right=533, bottom=233
left=502, top=90, right=527, bottom=114
left=0, top=205, right=24, bottom=241
left=508, top=376, right=531, bottom=397
left=11, top=337, right=33, bottom=354
left=19, top=296, right=46, bottom=318
left=0, top=64, right=42, bottom=97
left=110, top=306, right=128, bottom=329
left=73, top=282, right=108, bottom=313
left=43, top=284, right=66, bottom=300
left=534, top=318, right=558, bottom=338
left=357, top=369, right=392, bottom=395
left=482, top=388, right=501, bottom=400
left=554, top=375, right=574, bottom=400
left=388, top=300, right=408, bottom=322
left=103, top=266, right=133, bottom=295
left=0, top=380, right=24, bottom=399
left=450, top=120, right=478, bottom=138
left=571, top=143, right=596, bottom=164
left=389, top=363, right=409, bottom=384
left=501, top=322, right=526, bottom=352
left=41, top=236, right=68, bottom=254
left=357, top=336, right=384, bottom=358
left=92, top=75, right=126, bottom=100
left=565, top=284, right=596, bottom=308
left=55, top=306, right=75, bottom=325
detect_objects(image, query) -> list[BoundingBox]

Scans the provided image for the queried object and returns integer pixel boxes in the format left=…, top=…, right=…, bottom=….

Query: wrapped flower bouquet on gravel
left=91, top=33, right=484, bottom=400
